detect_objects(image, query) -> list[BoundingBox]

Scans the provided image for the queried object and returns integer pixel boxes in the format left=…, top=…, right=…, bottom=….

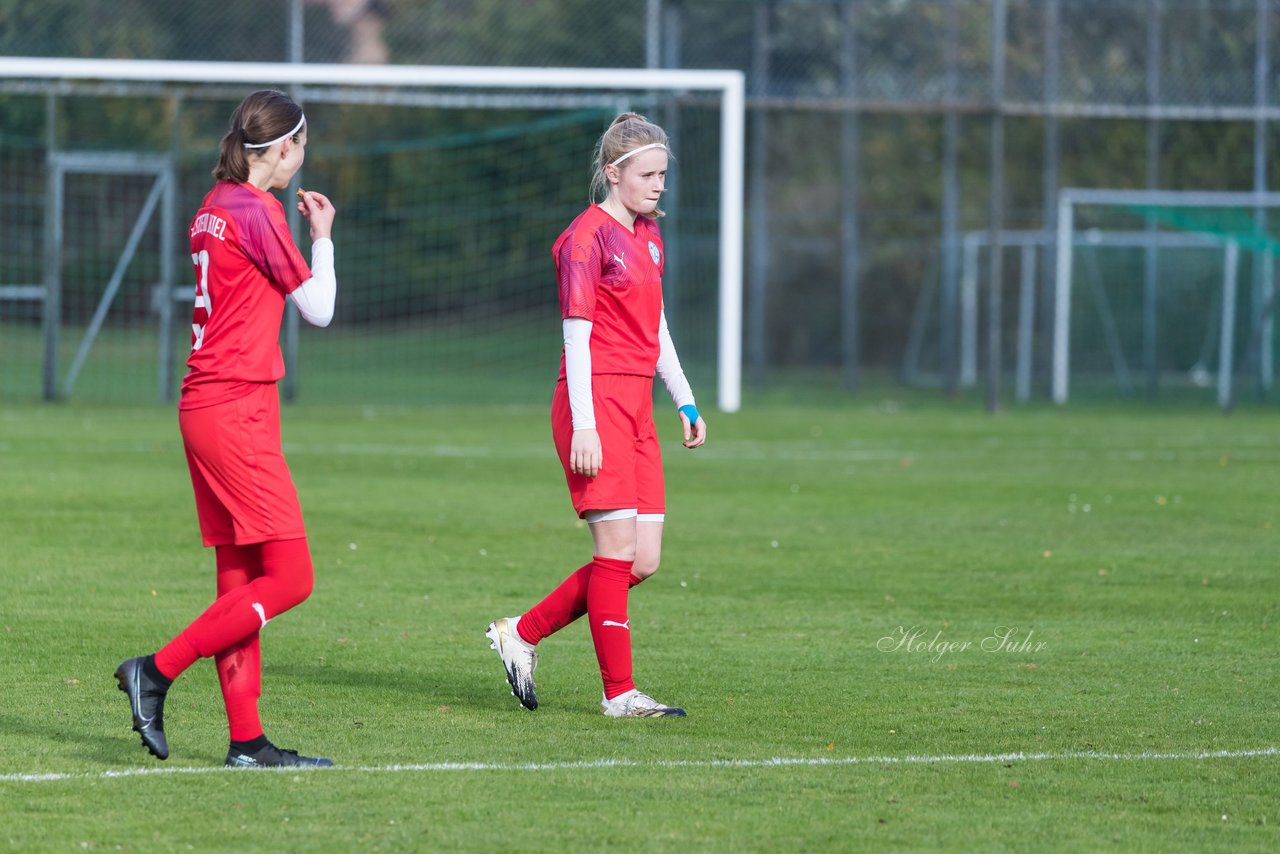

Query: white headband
left=243, top=114, right=306, bottom=149
left=610, top=142, right=668, bottom=166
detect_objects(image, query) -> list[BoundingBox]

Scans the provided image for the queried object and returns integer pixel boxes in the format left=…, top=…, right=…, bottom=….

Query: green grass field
left=1, top=392, right=1278, bottom=851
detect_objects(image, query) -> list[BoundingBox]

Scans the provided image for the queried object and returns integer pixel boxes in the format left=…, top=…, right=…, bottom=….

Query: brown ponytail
left=212, top=90, right=305, bottom=182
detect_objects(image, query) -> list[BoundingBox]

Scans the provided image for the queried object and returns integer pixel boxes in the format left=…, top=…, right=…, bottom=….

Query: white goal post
left=1053, top=188, right=1280, bottom=408
left=945, top=227, right=1217, bottom=403
left=0, top=56, right=745, bottom=411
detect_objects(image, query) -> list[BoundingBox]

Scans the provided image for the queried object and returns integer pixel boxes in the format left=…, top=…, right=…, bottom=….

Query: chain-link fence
left=3, top=0, right=1278, bottom=406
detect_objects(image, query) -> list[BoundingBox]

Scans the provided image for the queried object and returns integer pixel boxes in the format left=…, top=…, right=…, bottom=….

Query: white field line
left=2, top=746, right=1275, bottom=785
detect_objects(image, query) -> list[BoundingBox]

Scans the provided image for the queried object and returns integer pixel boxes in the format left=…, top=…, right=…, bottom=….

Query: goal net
left=1052, top=189, right=1280, bottom=408
left=0, top=58, right=743, bottom=410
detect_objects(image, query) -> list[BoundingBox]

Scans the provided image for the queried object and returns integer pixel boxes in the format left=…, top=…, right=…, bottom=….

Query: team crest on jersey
left=648, top=241, right=661, bottom=266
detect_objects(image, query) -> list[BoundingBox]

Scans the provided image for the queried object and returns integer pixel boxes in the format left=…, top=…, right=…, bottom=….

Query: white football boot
left=601, top=689, right=686, bottom=718
left=486, top=617, right=538, bottom=710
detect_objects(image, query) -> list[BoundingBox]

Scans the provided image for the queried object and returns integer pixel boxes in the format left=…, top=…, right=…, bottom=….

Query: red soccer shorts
left=179, top=382, right=306, bottom=547
left=551, top=374, right=665, bottom=518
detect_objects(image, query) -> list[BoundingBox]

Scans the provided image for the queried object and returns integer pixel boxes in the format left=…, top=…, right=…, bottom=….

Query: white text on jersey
left=190, top=212, right=228, bottom=241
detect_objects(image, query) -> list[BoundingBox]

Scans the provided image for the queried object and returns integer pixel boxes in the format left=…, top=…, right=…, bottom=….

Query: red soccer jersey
left=554, top=205, right=665, bottom=379
left=180, top=182, right=312, bottom=409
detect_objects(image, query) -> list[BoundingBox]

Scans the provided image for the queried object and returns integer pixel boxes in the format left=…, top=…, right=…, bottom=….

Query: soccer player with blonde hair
left=487, top=113, right=706, bottom=718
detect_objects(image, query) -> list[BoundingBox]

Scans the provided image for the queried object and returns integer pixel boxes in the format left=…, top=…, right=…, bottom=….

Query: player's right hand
left=297, top=190, right=336, bottom=241
left=570, top=428, right=603, bottom=478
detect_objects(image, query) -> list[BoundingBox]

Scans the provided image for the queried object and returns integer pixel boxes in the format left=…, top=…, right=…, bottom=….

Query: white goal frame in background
left=1053, top=188, right=1280, bottom=409
left=944, top=227, right=1218, bottom=402
left=0, top=57, right=745, bottom=411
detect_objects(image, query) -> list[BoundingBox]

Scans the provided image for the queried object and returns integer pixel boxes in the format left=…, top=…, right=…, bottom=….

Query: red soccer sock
left=517, top=562, right=591, bottom=645
left=216, top=636, right=263, bottom=741
left=154, top=538, right=314, bottom=680
left=587, top=555, right=636, bottom=699
left=518, top=564, right=646, bottom=646
left=209, top=544, right=264, bottom=742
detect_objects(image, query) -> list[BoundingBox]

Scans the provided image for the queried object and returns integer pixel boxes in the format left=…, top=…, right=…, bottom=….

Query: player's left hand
left=680, top=412, right=706, bottom=449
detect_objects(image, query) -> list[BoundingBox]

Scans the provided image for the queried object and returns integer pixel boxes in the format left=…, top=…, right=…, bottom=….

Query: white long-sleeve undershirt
left=563, top=317, right=595, bottom=430
left=655, top=309, right=696, bottom=410
left=288, top=237, right=336, bottom=327
left=563, top=310, right=696, bottom=432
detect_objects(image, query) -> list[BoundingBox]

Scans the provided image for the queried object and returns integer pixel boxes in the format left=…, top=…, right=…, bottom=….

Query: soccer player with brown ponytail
left=115, top=89, right=338, bottom=767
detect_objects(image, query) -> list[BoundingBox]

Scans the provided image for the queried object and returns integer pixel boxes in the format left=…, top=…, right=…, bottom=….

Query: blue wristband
left=679, top=404, right=700, bottom=425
